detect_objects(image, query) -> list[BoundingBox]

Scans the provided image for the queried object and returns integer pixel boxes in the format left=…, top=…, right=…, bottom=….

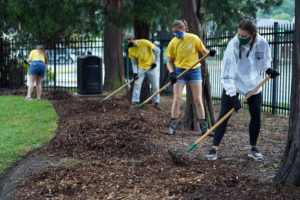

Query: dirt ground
left=0, top=89, right=300, bottom=199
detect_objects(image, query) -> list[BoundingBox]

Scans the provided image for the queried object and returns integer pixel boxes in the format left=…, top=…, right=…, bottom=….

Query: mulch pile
left=1, top=89, right=299, bottom=199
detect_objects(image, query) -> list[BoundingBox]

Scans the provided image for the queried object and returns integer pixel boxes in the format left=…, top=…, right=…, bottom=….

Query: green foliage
left=0, top=96, right=58, bottom=174
left=105, top=0, right=181, bottom=32
left=257, top=0, right=294, bottom=21
left=205, top=0, right=283, bottom=32
left=2, top=0, right=104, bottom=43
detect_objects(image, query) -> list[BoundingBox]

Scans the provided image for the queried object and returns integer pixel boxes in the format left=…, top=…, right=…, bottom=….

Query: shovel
left=187, top=75, right=272, bottom=152
left=138, top=50, right=215, bottom=109
left=100, top=68, right=152, bottom=103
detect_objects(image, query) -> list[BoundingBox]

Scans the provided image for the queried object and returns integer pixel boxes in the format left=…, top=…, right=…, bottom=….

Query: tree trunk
left=133, top=16, right=151, bottom=103
left=274, top=1, right=300, bottom=186
left=103, top=0, right=125, bottom=91
left=181, top=0, right=215, bottom=130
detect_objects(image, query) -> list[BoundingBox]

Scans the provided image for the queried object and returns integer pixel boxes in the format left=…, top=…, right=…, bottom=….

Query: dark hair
left=37, top=45, right=49, bottom=65
left=238, top=19, right=257, bottom=59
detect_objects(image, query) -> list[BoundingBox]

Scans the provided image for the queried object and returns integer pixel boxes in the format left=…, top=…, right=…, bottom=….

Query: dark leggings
left=213, top=89, right=262, bottom=147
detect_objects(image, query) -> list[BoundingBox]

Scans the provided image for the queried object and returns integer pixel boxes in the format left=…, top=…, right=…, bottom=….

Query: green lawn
left=0, top=96, right=58, bottom=174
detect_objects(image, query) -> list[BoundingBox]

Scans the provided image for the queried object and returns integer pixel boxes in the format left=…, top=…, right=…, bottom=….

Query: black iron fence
left=0, top=22, right=294, bottom=114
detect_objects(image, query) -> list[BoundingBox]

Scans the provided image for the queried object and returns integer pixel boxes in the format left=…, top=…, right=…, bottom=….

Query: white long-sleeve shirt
left=221, top=34, right=271, bottom=97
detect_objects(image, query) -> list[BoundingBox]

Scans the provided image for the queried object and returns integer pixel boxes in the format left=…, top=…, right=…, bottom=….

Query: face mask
left=238, top=36, right=252, bottom=45
left=173, top=31, right=184, bottom=39
left=127, top=42, right=134, bottom=48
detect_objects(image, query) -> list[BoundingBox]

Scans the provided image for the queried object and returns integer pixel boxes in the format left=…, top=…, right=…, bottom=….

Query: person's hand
left=209, top=49, right=216, bottom=57
left=266, top=68, right=280, bottom=78
left=230, top=95, right=241, bottom=112
left=151, top=63, right=157, bottom=69
left=133, top=73, right=138, bottom=80
left=169, top=72, right=177, bottom=85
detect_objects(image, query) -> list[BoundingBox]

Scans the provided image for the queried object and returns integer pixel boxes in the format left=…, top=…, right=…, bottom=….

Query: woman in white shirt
left=205, top=19, right=279, bottom=160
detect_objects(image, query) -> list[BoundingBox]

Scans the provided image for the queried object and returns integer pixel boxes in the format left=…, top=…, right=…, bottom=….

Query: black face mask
left=128, top=42, right=134, bottom=48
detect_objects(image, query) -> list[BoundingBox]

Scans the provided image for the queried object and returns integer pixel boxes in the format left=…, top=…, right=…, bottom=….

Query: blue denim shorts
left=29, top=61, right=46, bottom=77
left=174, top=67, right=202, bottom=83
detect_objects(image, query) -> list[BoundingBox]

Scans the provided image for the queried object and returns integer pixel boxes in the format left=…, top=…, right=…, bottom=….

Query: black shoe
left=248, top=146, right=263, bottom=159
left=205, top=148, right=218, bottom=160
left=154, top=103, right=162, bottom=110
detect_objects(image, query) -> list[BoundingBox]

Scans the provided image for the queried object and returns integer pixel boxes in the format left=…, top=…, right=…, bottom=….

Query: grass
left=0, top=96, right=58, bottom=174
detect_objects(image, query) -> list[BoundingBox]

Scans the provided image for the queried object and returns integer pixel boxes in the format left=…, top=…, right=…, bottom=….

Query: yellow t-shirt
left=28, top=50, right=46, bottom=63
left=128, top=39, right=155, bottom=69
left=165, top=33, right=205, bottom=69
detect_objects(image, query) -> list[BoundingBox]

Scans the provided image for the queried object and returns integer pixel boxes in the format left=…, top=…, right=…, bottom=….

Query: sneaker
left=205, top=148, right=218, bottom=160
left=36, top=98, right=41, bottom=101
left=248, top=146, right=263, bottom=159
left=154, top=103, right=162, bottom=110
left=25, top=97, right=32, bottom=101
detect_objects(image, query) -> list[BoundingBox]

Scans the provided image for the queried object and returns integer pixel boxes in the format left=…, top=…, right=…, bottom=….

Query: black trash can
left=77, top=55, right=102, bottom=95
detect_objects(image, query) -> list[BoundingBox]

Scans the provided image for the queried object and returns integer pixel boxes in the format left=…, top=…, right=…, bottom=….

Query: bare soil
left=0, top=89, right=299, bottom=199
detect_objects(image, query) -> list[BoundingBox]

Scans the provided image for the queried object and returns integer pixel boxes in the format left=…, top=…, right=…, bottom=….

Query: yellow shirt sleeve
left=28, top=50, right=35, bottom=59
left=164, top=40, right=175, bottom=58
left=195, top=37, right=205, bottom=52
left=143, top=40, right=155, bottom=50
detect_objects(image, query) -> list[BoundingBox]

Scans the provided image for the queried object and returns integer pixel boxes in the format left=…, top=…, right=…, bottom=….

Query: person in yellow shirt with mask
left=124, top=33, right=162, bottom=110
left=165, top=19, right=215, bottom=135
left=25, top=45, right=48, bottom=101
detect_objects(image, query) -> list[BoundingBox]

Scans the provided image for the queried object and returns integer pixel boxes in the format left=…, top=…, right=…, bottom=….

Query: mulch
left=1, top=89, right=299, bottom=199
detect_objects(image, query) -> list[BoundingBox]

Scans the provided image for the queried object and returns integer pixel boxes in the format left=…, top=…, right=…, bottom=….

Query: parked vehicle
left=46, top=49, right=74, bottom=64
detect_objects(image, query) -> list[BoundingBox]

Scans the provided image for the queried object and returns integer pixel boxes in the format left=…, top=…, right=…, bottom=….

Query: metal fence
left=0, top=22, right=294, bottom=114
left=0, top=37, right=104, bottom=91
left=206, top=22, right=294, bottom=115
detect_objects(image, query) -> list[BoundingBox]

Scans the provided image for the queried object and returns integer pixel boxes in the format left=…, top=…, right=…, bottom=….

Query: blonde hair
left=171, top=20, right=185, bottom=29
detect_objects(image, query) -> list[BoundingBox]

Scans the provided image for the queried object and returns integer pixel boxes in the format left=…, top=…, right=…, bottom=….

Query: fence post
left=54, top=43, right=57, bottom=90
left=272, top=22, right=279, bottom=114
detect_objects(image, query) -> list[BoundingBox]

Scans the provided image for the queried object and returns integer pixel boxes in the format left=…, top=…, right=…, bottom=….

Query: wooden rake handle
left=188, top=75, right=271, bottom=151
left=100, top=67, right=152, bottom=103
left=138, top=53, right=210, bottom=108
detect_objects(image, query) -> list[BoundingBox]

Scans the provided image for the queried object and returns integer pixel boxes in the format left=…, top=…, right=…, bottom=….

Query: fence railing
left=0, top=22, right=294, bottom=114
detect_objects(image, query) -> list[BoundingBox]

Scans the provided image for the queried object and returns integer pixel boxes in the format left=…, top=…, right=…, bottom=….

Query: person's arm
left=152, top=46, right=161, bottom=63
left=201, top=49, right=209, bottom=56
left=27, top=57, right=33, bottom=63
left=167, top=57, right=174, bottom=73
left=221, top=44, right=238, bottom=97
left=130, top=59, right=139, bottom=80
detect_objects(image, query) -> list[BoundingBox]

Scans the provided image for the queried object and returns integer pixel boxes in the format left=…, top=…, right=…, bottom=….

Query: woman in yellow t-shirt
left=164, top=20, right=211, bottom=135
left=25, top=45, right=48, bottom=101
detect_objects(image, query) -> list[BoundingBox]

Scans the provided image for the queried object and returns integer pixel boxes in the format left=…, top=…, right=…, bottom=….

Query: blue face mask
left=173, top=31, right=184, bottom=39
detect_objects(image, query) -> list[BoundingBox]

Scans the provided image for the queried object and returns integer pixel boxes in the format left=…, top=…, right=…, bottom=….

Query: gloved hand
left=209, top=49, right=216, bottom=57
left=266, top=68, right=280, bottom=78
left=230, top=95, right=241, bottom=112
left=151, top=63, right=157, bottom=69
left=169, top=72, right=177, bottom=85
left=133, top=73, right=138, bottom=80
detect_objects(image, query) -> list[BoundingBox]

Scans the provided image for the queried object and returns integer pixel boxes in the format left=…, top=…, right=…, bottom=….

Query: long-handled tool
left=100, top=68, right=152, bottom=103
left=138, top=51, right=215, bottom=109
left=187, top=75, right=272, bottom=152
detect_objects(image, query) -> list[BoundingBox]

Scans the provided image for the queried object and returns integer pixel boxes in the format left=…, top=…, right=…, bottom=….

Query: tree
left=103, top=0, right=125, bottom=90
left=274, top=0, right=300, bottom=186
left=204, top=0, right=283, bottom=32
left=180, top=0, right=216, bottom=131
left=1, top=0, right=103, bottom=44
